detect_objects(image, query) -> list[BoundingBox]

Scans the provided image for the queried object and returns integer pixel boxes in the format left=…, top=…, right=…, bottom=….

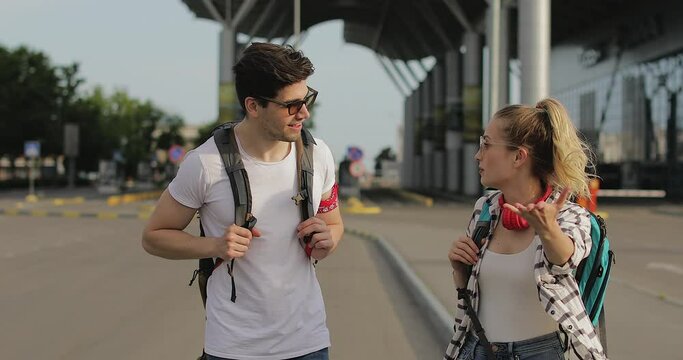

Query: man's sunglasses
left=255, top=87, right=318, bottom=115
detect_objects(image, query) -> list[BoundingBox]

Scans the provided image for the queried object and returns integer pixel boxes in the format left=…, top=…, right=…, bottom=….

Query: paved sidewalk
left=319, top=232, right=443, bottom=359
left=0, top=204, right=443, bottom=359
left=345, top=205, right=471, bottom=318
left=343, top=202, right=683, bottom=360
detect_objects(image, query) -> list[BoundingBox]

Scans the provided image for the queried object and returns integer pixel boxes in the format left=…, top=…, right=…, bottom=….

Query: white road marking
left=646, top=262, right=683, bottom=276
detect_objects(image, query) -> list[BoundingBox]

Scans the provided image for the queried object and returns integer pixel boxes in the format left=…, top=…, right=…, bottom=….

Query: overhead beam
left=389, top=58, right=417, bottom=91
left=246, top=0, right=280, bottom=43
left=442, top=0, right=474, bottom=32
left=372, top=0, right=391, bottom=51
left=267, top=4, right=290, bottom=41
left=384, top=42, right=426, bottom=83
left=389, top=36, right=422, bottom=62
left=232, top=0, right=258, bottom=29
left=202, top=0, right=225, bottom=22
left=399, top=61, right=421, bottom=86
left=414, top=2, right=456, bottom=50
left=376, top=54, right=410, bottom=96
left=393, top=5, right=437, bottom=56
left=418, top=59, right=431, bottom=74
left=224, top=0, right=232, bottom=25
left=281, top=31, right=308, bottom=46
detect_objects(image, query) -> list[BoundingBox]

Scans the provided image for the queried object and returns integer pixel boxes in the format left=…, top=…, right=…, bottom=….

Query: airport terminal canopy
left=182, top=0, right=486, bottom=61
left=182, top=0, right=646, bottom=61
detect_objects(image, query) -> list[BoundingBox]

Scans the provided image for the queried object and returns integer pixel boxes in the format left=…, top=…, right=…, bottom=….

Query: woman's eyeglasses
left=478, top=136, right=518, bottom=152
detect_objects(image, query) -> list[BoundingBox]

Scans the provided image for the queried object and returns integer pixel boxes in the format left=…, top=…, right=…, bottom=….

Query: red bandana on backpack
left=498, top=186, right=553, bottom=231
left=317, top=183, right=339, bottom=213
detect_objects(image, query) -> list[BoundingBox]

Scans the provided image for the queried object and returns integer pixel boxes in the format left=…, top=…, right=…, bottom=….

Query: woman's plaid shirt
left=443, top=191, right=607, bottom=360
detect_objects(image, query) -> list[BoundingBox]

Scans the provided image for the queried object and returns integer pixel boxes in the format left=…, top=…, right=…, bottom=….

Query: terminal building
left=181, top=0, right=683, bottom=199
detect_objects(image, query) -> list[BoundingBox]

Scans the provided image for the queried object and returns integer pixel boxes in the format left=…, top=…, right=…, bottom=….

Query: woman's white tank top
left=477, top=238, right=558, bottom=342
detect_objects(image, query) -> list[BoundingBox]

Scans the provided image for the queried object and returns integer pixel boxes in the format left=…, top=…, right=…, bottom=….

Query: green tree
left=0, top=44, right=61, bottom=155
left=155, top=114, right=186, bottom=150
left=65, top=90, right=106, bottom=172
left=97, top=90, right=158, bottom=177
left=0, top=44, right=187, bottom=179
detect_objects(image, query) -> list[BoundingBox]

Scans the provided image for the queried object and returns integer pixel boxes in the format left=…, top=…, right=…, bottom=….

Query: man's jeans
left=205, top=347, right=329, bottom=360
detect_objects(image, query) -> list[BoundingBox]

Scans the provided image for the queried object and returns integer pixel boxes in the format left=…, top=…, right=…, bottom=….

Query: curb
left=16, top=196, right=85, bottom=208
left=346, top=228, right=453, bottom=346
left=107, top=190, right=162, bottom=206
left=611, top=277, right=683, bottom=308
left=52, top=196, right=85, bottom=206
left=396, top=190, right=434, bottom=207
left=342, top=197, right=382, bottom=215
left=0, top=208, right=151, bottom=220
left=652, top=208, right=683, bottom=217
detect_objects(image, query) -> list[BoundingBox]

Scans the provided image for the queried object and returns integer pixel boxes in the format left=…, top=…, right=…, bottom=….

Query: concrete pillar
left=446, top=131, right=463, bottom=192
left=488, top=0, right=501, bottom=115
left=421, top=73, right=434, bottom=190
left=463, top=32, right=483, bottom=196
left=519, top=0, right=550, bottom=104
left=445, top=50, right=463, bottom=193
left=499, top=3, right=510, bottom=107
left=401, top=91, right=416, bottom=188
left=219, top=27, right=241, bottom=122
left=432, top=61, right=446, bottom=189
left=414, top=156, right=422, bottom=189
left=413, top=86, right=423, bottom=189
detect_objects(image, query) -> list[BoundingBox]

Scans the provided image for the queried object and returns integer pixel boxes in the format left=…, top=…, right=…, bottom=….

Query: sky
left=0, top=0, right=408, bottom=171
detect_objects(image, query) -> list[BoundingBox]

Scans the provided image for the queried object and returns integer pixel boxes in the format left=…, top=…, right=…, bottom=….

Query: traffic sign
left=349, top=160, right=365, bottom=178
left=24, top=141, right=40, bottom=158
left=64, top=123, right=79, bottom=156
left=168, top=145, right=186, bottom=165
left=347, top=146, right=364, bottom=161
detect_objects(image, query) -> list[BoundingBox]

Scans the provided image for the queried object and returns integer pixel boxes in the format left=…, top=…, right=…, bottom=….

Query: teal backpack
left=574, top=211, right=615, bottom=327
left=478, top=198, right=615, bottom=352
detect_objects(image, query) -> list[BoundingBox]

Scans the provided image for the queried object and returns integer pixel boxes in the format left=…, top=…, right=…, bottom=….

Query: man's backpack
left=186, top=122, right=317, bottom=359
left=474, top=197, right=615, bottom=352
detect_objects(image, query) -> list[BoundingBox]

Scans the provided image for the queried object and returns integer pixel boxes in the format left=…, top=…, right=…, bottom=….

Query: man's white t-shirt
left=168, top=133, right=336, bottom=360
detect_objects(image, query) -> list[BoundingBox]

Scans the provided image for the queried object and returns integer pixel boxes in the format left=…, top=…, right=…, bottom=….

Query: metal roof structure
left=181, top=0, right=486, bottom=60
left=181, top=0, right=649, bottom=61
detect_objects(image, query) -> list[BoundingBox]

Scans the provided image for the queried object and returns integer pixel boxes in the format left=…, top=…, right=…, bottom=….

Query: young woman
left=444, top=98, right=607, bottom=360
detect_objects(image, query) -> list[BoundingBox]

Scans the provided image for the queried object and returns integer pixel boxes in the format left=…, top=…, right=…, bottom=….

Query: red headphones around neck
left=498, top=186, right=553, bottom=231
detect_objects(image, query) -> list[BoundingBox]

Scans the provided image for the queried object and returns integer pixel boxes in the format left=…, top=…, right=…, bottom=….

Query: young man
left=142, top=43, right=343, bottom=360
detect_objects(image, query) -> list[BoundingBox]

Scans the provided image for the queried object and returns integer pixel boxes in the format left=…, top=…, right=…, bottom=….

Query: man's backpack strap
left=294, top=128, right=316, bottom=257
left=188, top=122, right=256, bottom=305
left=214, top=123, right=253, bottom=228
left=212, top=123, right=256, bottom=303
left=197, top=222, right=212, bottom=307
left=188, top=209, right=215, bottom=307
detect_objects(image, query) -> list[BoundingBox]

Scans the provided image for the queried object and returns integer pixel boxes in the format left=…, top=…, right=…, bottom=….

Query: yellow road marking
left=63, top=211, right=81, bottom=218
left=97, top=212, right=119, bottom=220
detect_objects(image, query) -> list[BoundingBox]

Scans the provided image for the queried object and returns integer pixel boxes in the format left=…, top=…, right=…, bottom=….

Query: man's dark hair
left=233, top=42, right=315, bottom=111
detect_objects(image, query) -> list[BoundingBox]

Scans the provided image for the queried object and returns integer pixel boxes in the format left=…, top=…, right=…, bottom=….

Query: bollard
left=588, top=178, right=600, bottom=213
left=577, top=178, right=600, bottom=212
